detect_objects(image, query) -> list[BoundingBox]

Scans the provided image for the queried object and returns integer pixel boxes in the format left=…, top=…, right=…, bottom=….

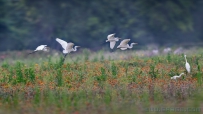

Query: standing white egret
left=56, top=38, right=80, bottom=59
left=106, top=33, right=121, bottom=49
left=171, top=73, right=184, bottom=79
left=29, top=45, right=48, bottom=54
left=184, top=55, right=191, bottom=73
left=117, top=39, right=137, bottom=50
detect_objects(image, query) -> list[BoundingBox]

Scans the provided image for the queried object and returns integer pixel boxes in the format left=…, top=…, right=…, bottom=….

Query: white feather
left=35, top=45, right=47, bottom=51
left=185, top=62, right=190, bottom=73
left=120, top=48, right=127, bottom=50
left=110, top=41, right=116, bottom=49
left=184, top=55, right=191, bottom=73
left=171, top=73, right=184, bottom=80
left=117, top=39, right=137, bottom=50
left=56, top=38, right=68, bottom=50
left=107, top=33, right=115, bottom=40
left=56, top=38, right=80, bottom=54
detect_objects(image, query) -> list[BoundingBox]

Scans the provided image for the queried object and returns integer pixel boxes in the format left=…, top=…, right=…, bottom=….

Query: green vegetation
left=0, top=0, right=203, bottom=51
left=0, top=50, right=203, bottom=114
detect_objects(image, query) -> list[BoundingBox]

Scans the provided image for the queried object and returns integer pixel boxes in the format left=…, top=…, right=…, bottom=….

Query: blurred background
left=0, top=0, right=203, bottom=51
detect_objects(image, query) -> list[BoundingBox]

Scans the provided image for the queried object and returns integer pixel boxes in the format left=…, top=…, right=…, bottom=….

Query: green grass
left=0, top=49, right=203, bottom=114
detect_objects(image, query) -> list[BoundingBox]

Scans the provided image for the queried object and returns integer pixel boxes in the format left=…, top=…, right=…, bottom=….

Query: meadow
left=0, top=48, right=203, bottom=114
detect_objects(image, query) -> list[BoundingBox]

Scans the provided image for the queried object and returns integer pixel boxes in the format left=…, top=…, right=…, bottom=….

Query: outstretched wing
left=56, top=38, right=68, bottom=50
left=120, top=39, right=130, bottom=46
left=110, top=41, right=116, bottom=49
left=107, top=33, right=115, bottom=40
left=118, top=39, right=130, bottom=47
left=117, top=39, right=130, bottom=48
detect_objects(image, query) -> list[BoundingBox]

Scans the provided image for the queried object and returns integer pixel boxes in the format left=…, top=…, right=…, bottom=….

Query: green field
left=0, top=49, right=203, bottom=114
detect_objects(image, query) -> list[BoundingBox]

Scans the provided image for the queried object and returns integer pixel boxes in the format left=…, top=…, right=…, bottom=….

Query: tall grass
left=0, top=51, right=203, bottom=114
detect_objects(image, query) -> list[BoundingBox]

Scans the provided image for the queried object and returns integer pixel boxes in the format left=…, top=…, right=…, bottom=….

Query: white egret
left=29, top=45, right=48, bottom=54
left=171, top=73, right=184, bottom=79
left=106, top=33, right=121, bottom=49
left=184, top=55, right=191, bottom=73
left=56, top=38, right=80, bottom=58
left=117, top=39, right=137, bottom=50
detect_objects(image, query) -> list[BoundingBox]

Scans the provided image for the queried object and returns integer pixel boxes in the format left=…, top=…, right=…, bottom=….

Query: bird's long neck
left=128, top=43, right=134, bottom=48
left=73, top=46, right=77, bottom=51
left=178, top=74, right=184, bottom=78
left=185, top=56, right=187, bottom=63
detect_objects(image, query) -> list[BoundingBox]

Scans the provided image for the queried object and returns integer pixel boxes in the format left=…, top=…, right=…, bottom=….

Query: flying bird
left=56, top=38, right=80, bottom=59
left=106, top=33, right=121, bottom=49
left=117, top=39, right=137, bottom=50
left=184, top=55, right=191, bottom=73
left=171, top=73, right=184, bottom=80
left=28, top=45, right=48, bottom=54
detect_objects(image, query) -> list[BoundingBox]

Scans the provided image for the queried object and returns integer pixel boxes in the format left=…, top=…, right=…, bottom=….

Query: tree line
left=0, top=0, right=202, bottom=51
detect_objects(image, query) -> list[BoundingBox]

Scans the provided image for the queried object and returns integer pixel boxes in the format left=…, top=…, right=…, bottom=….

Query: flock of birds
left=29, top=33, right=138, bottom=58
left=106, top=33, right=137, bottom=50
left=28, top=33, right=190, bottom=80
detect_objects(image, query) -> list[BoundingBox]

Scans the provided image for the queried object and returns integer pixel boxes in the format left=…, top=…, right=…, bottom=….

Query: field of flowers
left=0, top=50, right=203, bottom=114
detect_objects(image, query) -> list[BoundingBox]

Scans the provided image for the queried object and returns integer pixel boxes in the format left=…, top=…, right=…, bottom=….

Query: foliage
left=0, top=0, right=202, bottom=51
left=0, top=52, right=202, bottom=113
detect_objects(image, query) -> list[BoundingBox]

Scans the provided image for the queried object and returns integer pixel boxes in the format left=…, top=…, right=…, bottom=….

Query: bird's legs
left=28, top=51, right=37, bottom=55
left=63, top=54, right=68, bottom=63
left=110, top=49, right=114, bottom=53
